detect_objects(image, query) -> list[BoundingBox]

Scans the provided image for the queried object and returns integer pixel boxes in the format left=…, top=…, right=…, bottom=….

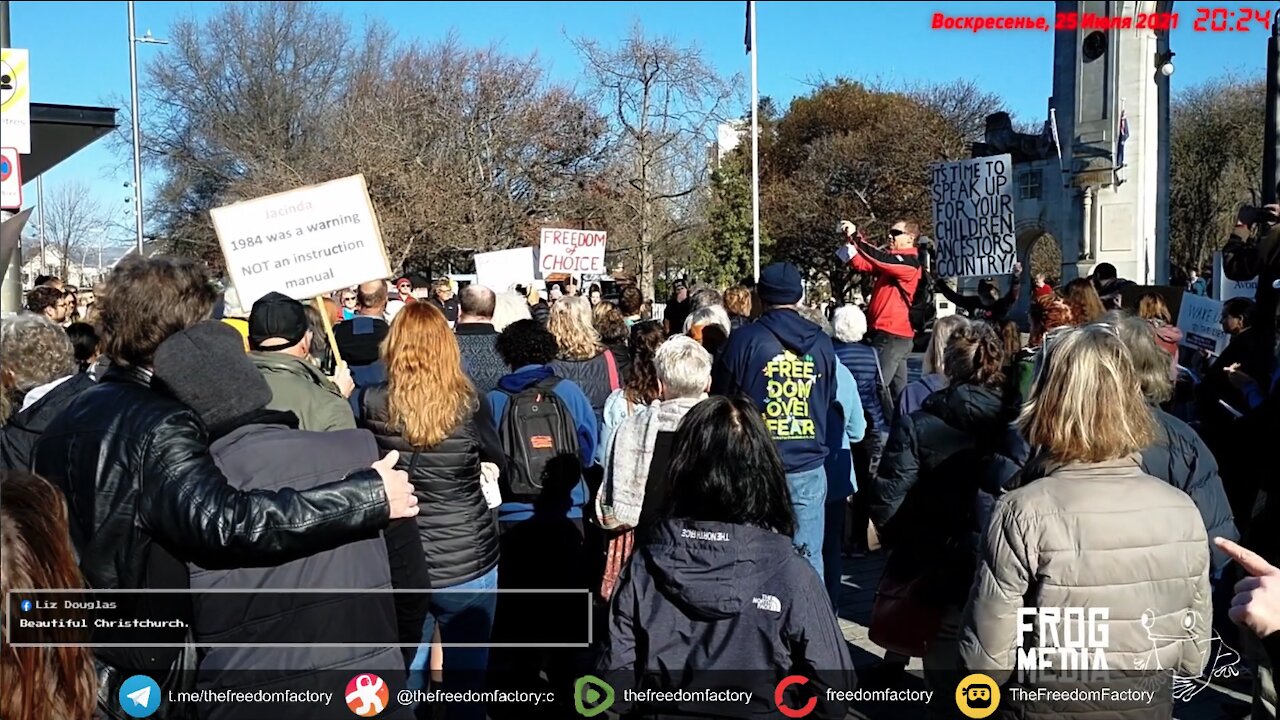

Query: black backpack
left=895, top=267, right=936, bottom=335
left=497, top=376, right=581, bottom=503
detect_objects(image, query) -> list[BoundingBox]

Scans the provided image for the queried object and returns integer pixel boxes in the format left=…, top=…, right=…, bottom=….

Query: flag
left=1116, top=109, right=1129, bottom=168
left=1048, top=109, right=1062, bottom=160
left=745, top=1, right=752, bottom=54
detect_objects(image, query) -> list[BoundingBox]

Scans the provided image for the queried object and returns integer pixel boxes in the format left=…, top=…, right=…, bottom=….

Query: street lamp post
left=127, top=1, right=166, bottom=256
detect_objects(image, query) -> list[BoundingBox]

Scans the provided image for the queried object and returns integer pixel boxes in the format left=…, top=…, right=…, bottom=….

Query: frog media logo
left=955, top=673, right=1000, bottom=719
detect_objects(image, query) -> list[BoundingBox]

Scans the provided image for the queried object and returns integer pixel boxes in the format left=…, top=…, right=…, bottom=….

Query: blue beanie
left=757, top=263, right=803, bottom=306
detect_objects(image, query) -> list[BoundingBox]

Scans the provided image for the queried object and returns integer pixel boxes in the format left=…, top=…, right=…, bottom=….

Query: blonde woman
left=548, top=295, right=621, bottom=421
left=355, top=301, right=504, bottom=716
left=895, top=314, right=968, bottom=419
left=960, top=324, right=1211, bottom=720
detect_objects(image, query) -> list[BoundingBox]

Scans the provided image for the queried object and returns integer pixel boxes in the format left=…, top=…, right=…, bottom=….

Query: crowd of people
left=1, top=204, right=1279, bottom=720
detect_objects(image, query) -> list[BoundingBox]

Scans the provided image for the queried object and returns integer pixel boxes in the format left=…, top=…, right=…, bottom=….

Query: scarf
left=596, top=395, right=704, bottom=530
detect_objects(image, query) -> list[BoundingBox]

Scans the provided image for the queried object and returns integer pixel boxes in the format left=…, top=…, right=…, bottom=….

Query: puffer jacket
left=31, top=365, right=392, bottom=720
left=357, top=383, right=502, bottom=588
left=833, top=340, right=890, bottom=437
left=960, top=457, right=1212, bottom=720
left=872, top=383, right=1020, bottom=606
left=551, top=350, right=619, bottom=423
left=0, top=371, right=95, bottom=471
left=991, top=405, right=1238, bottom=576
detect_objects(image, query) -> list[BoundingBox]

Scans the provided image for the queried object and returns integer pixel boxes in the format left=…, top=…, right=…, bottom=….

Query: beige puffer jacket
left=959, top=457, right=1212, bottom=720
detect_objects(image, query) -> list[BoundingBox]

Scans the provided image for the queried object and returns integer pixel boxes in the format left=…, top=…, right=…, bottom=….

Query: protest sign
left=210, top=175, right=391, bottom=308
left=474, top=247, right=537, bottom=292
left=1213, top=251, right=1256, bottom=302
left=1175, top=292, right=1228, bottom=355
left=539, top=227, right=606, bottom=276
left=931, top=154, right=1017, bottom=278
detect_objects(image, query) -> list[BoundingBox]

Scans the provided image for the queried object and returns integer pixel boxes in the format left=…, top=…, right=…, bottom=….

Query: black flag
left=745, top=1, right=752, bottom=54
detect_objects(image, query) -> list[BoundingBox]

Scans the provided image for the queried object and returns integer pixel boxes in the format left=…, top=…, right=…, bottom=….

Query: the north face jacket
left=600, top=519, right=856, bottom=719
left=249, top=352, right=355, bottom=432
left=960, top=457, right=1211, bottom=720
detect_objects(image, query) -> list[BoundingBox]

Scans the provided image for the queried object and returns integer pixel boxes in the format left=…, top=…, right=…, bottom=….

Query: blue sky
left=10, top=0, right=1267, bottom=246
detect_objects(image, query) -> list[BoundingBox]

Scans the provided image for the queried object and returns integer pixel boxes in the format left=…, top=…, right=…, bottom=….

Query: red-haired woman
left=356, top=301, right=505, bottom=718
left=1, top=471, right=97, bottom=720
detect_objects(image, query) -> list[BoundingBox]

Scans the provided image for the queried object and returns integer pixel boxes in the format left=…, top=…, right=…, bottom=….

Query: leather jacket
left=32, top=364, right=392, bottom=719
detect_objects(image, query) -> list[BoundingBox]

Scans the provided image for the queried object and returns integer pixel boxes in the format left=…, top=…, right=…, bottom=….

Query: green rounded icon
left=574, top=675, right=616, bottom=717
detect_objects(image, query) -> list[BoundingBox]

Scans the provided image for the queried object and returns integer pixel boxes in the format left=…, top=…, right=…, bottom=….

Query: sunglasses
left=888, top=229, right=905, bottom=238
left=342, top=296, right=357, bottom=303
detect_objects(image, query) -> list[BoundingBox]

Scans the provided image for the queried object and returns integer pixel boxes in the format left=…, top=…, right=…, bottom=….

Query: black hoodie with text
left=600, top=519, right=855, bottom=718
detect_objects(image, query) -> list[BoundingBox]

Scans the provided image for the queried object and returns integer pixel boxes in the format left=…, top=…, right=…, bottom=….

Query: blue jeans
left=408, top=566, right=498, bottom=720
left=786, top=468, right=827, bottom=580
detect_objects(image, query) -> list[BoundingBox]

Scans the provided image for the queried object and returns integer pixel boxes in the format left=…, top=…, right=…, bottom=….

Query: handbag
left=867, top=561, right=945, bottom=658
left=599, top=529, right=635, bottom=602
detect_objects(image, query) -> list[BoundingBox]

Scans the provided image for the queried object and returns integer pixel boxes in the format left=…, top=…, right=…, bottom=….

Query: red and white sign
left=0, top=148, right=21, bottom=210
left=538, top=227, right=607, bottom=275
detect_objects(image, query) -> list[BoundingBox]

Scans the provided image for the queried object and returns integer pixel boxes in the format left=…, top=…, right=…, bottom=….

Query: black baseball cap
left=248, top=292, right=309, bottom=351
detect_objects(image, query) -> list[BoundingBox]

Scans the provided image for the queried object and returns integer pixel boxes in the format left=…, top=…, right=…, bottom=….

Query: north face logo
left=752, top=594, right=781, bottom=613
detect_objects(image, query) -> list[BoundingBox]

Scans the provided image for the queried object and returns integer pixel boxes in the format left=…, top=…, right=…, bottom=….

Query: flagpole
left=749, top=0, right=761, bottom=282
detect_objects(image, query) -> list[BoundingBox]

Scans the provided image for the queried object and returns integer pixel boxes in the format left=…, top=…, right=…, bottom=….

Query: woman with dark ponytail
left=868, top=322, right=1023, bottom=703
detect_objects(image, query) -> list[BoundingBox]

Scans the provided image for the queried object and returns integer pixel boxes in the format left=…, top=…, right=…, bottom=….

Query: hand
left=838, top=220, right=857, bottom=239
left=333, top=363, right=355, bottom=398
left=1224, top=363, right=1256, bottom=390
left=1012, top=262, right=1023, bottom=276
left=373, top=450, right=419, bottom=520
left=1216, top=537, right=1280, bottom=638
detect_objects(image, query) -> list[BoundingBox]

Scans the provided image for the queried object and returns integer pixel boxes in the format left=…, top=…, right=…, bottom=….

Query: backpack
left=895, top=268, right=936, bottom=335
left=497, top=376, right=581, bottom=503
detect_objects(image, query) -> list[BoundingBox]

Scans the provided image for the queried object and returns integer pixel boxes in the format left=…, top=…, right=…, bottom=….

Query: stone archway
left=1011, top=221, right=1063, bottom=324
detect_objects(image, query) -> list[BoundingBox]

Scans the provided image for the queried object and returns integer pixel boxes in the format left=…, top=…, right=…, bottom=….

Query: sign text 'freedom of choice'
left=931, top=154, right=1017, bottom=278
left=210, top=175, right=391, bottom=308
left=539, top=228, right=607, bottom=275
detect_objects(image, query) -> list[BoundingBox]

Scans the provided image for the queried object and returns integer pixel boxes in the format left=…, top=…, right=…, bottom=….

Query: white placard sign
left=210, top=175, right=391, bottom=308
left=474, top=247, right=537, bottom=292
left=1175, top=292, right=1228, bottom=355
left=931, top=154, right=1017, bottom=278
left=1, top=49, right=31, bottom=154
left=538, top=227, right=607, bottom=276
left=1213, top=251, right=1257, bottom=302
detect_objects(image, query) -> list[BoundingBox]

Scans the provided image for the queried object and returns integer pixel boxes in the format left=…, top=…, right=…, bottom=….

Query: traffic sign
left=0, top=49, right=31, bottom=154
left=1, top=148, right=22, bottom=210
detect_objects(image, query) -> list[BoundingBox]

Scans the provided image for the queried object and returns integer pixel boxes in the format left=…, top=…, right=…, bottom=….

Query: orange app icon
left=345, top=673, right=389, bottom=717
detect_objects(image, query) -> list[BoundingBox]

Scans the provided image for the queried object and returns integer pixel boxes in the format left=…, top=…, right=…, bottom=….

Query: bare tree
left=41, top=181, right=106, bottom=281
left=1169, top=75, right=1264, bottom=279
left=137, top=2, right=607, bottom=276
left=574, top=24, right=739, bottom=299
left=901, top=79, right=1008, bottom=149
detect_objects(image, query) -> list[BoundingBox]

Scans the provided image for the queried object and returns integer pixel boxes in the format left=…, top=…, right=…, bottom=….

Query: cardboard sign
left=931, top=154, right=1017, bottom=278
left=0, top=148, right=20, bottom=210
left=538, top=227, right=606, bottom=276
left=1213, top=251, right=1256, bottom=302
left=1175, top=292, right=1228, bottom=355
left=210, top=175, right=391, bottom=308
left=1, top=50, right=31, bottom=154
left=474, top=247, right=537, bottom=292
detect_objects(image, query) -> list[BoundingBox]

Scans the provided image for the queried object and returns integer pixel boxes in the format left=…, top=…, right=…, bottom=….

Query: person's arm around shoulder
left=959, top=494, right=1035, bottom=685
left=138, top=411, right=418, bottom=567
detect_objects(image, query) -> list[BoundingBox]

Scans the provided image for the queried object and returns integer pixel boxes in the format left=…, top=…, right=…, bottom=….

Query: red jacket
left=848, top=241, right=921, bottom=339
